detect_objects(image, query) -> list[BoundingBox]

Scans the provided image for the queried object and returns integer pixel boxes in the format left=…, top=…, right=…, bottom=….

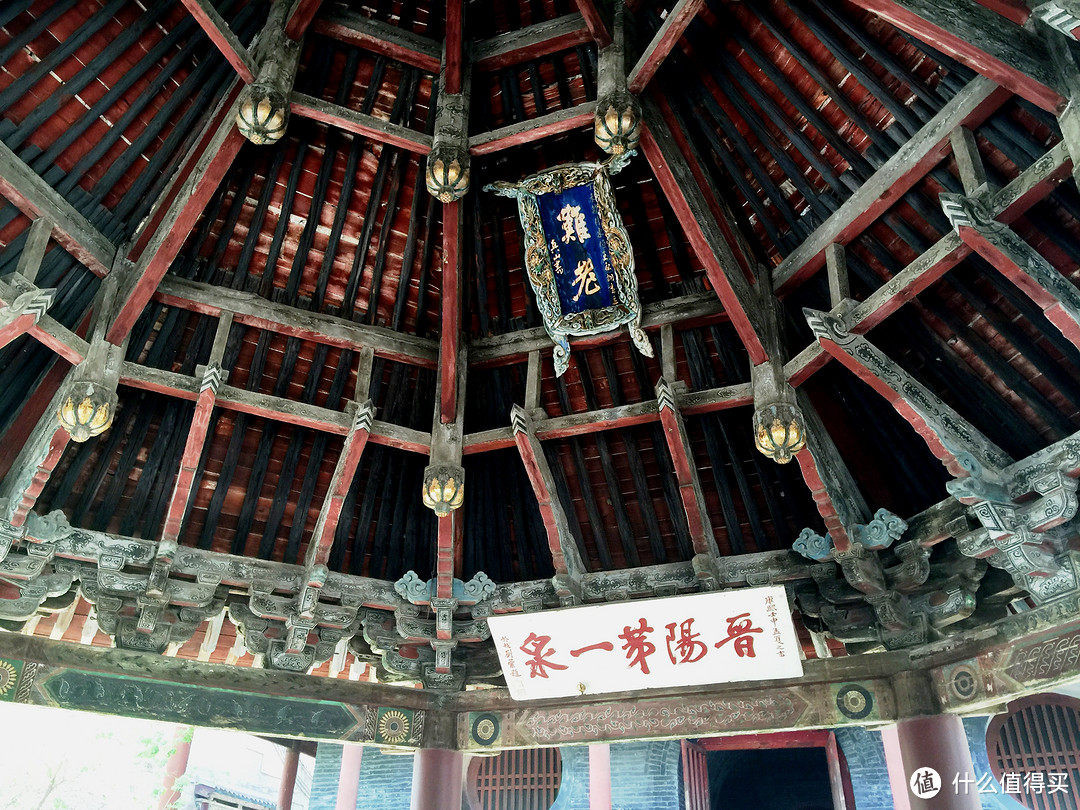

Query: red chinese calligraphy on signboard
left=487, top=586, right=803, bottom=700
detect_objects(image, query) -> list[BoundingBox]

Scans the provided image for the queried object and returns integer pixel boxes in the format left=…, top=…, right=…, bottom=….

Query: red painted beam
left=161, top=377, right=219, bottom=545
left=440, top=202, right=463, bottom=423
left=306, top=407, right=373, bottom=568
left=956, top=224, right=1080, bottom=348
left=650, top=90, right=754, bottom=283
left=656, top=388, right=715, bottom=557
left=0, top=317, right=33, bottom=352
left=794, top=448, right=853, bottom=553
left=110, top=83, right=246, bottom=344
left=640, top=123, right=767, bottom=365
left=290, top=95, right=433, bottom=154
left=514, top=425, right=573, bottom=576
left=627, top=0, right=705, bottom=94
left=309, top=18, right=441, bottom=73
left=284, top=0, right=323, bottom=40
left=435, top=514, right=455, bottom=605
left=473, top=22, right=592, bottom=73
left=573, top=0, right=612, bottom=46
left=975, top=0, right=1029, bottom=24
left=469, top=107, right=594, bottom=155
left=852, top=0, right=1064, bottom=112
left=178, top=0, right=256, bottom=82
left=444, top=0, right=464, bottom=95
left=11, top=427, right=69, bottom=527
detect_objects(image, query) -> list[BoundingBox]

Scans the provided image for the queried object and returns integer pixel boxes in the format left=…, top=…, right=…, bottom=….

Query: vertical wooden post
left=335, top=744, right=364, bottom=810
left=411, top=749, right=464, bottom=810
left=157, top=726, right=193, bottom=810
left=277, top=742, right=302, bottom=810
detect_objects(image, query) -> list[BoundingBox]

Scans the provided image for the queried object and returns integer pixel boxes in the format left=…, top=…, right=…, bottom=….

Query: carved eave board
left=489, top=159, right=653, bottom=375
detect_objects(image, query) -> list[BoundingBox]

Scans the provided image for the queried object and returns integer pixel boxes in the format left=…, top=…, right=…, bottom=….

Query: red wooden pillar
left=335, top=744, right=364, bottom=810
left=411, top=749, right=464, bottom=810
left=589, top=744, right=612, bottom=810
left=157, top=725, right=193, bottom=810
left=882, top=715, right=980, bottom=810
left=277, top=742, right=301, bottom=810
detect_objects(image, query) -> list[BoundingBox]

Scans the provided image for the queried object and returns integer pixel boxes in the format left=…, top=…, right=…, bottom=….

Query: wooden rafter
left=108, top=79, right=246, bottom=343
left=627, top=0, right=705, bottom=94
left=784, top=139, right=1074, bottom=385
left=848, top=0, right=1064, bottom=111
left=160, top=312, right=233, bottom=547
left=771, top=75, right=1010, bottom=295
left=0, top=142, right=116, bottom=276
left=310, top=9, right=441, bottom=73
left=472, top=13, right=591, bottom=72
left=305, top=401, right=375, bottom=569
left=639, top=99, right=768, bottom=365
left=153, top=276, right=438, bottom=368
left=469, top=103, right=594, bottom=155
left=290, top=93, right=433, bottom=154
left=573, top=0, right=612, bottom=47
left=178, top=0, right=256, bottom=82
left=283, top=0, right=323, bottom=40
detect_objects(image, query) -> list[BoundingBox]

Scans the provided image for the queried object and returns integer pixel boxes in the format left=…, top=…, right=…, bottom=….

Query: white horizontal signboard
left=487, top=585, right=803, bottom=701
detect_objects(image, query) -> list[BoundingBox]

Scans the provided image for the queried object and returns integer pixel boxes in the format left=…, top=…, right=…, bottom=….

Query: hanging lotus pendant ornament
left=423, top=464, right=465, bottom=517
left=594, top=91, right=642, bottom=155
left=752, top=402, right=806, bottom=464
left=236, top=84, right=288, bottom=145
left=425, top=143, right=470, bottom=203
left=57, top=379, right=117, bottom=442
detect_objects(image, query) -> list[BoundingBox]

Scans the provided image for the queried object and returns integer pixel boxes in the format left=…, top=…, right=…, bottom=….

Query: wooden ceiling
left=2, top=0, right=1080, bottom=678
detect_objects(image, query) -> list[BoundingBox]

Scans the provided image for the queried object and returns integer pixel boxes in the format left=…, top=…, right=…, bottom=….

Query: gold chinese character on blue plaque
left=487, top=156, right=653, bottom=376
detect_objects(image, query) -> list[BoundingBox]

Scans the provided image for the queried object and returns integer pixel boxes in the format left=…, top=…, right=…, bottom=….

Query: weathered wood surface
left=640, top=100, right=767, bottom=364
left=283, top=0, right=323, bottom=40
left=14, top=217, right=53, bottom=285
left=154, top=276, right=438, bottom=367
left=178, top=0, right=256, bottom=82
left=785, top=139, right=1074, bottom=384
left=627, top=0, right=705, bottom=93
left=471, top=13, right=590, bottom=71
left=290, top=92, right=434, bottom=153
left=118, top=362, right=431, bottom=454
left=0, top=141, right=116, bottom=276
left=469, top=103, right=594, bottom=155
left=772, top=76, right=1008, bottom=294
left=469, top=291, right=726, bottom=366
left=109, top=80, right=245, bottom=343
left=848, top=0, right=1063, bottom=110
left=462, top=383, right=752, bottom=454
left=311, top=7, right=441, bottom=73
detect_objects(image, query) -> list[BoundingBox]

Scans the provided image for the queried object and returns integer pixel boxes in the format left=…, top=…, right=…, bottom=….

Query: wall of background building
left=309, top=743, right=413, bottom=810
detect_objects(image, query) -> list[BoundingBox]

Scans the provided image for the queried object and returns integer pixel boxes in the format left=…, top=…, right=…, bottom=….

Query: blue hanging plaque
left=487, top=156, right=653, bottom=376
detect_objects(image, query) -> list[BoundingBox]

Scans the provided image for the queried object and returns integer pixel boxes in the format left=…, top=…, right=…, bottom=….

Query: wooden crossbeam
left=118, top=362, right=430, bottom=454
left=848, top=0, right=1064, bottom=111
left=655, top=378, right=719, bottom=559
left=109, top=80, right=246, bottom=343
left=445, top=0, right=465, bottom=94
left=627, top=0, right=705, bottom=94
left=290, top=92, right=434, bottom=153
left=943, top=192, right=1080, bottom=349
left=310, top=8, right=441, bottom=73
left=573, top=0, right=612, bottom=46
left=0, top=142, right=116, bottom=276
left=284, top=0, right=323, bottom=40
left=640, top=100, right=767, bottom=364
left=470, top=291, right=726, bottom=367
left=178, top=0, right=256, bottom=82
left=440, top=202, right=464, bottom=422
left=154, top=276, right=438, bottom=367
left=511, top=405, right=586, bottom=580
left=771, top=75, right=1009, bottom=295
left=472, top=14, right=591, bottom=71
left=785, top=139, right=1073, bottom=385
left=160, top=312, right=233, bottom=546
left=305, top=401, right=375, bottom=569
left=468, top=103, right=594, bottom=155
left=805, top=308, right=1012, bottom=478
left=463, top=382, right=752, bottom=454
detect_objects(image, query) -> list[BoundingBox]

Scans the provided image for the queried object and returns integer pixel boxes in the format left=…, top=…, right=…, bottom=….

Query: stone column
left=410, top=748, right=464, bottom=810
left=883, top=715, right=980, bottom=809
left=157, top=725, right=193, bottom=810
left=335, top=744, right=364, bottom=810
left=589, top=744, right=612, bottom=810
left=277, top=742, right=301, bottom=810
